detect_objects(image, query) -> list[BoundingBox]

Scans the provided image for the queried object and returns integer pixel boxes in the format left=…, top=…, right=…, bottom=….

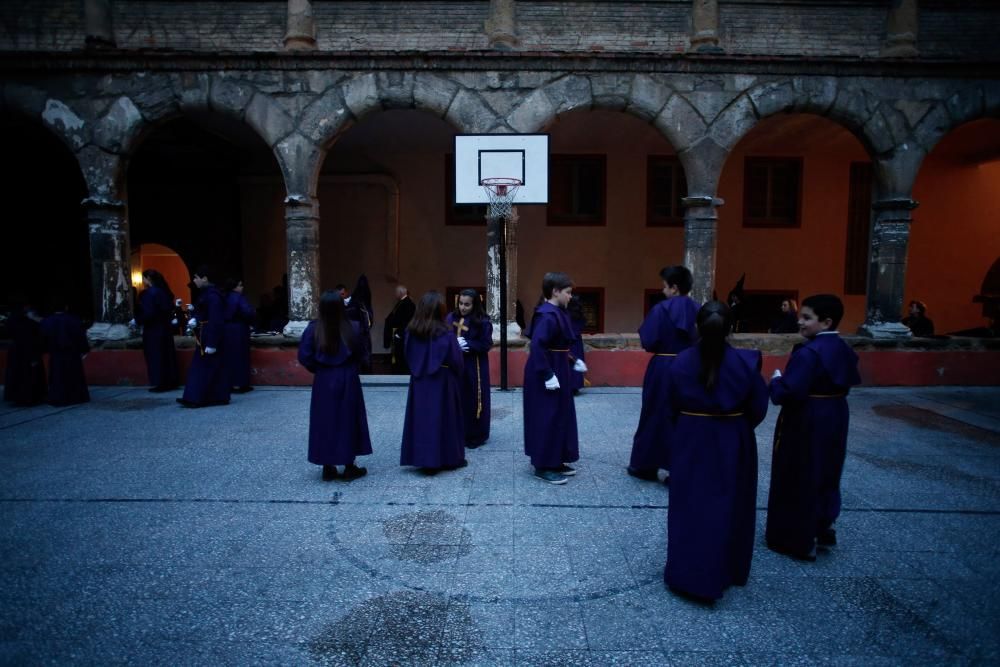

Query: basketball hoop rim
left=481, top=177, right=523, bottom=192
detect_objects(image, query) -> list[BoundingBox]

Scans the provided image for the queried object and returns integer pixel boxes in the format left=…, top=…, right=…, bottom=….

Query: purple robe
left=766, top=332, right=861, bottom=557
left=40, top=312, right=90, bottom=406
left=223, top=291, right=255, bottom=389
left=135, top=286, right=179, bottom=390
left=663, top=346, right=768, bottom=600
left=298, top=320, right=373, bottom=466
left=629, top=295, right=700, bottom=472
left=522, top=302, right=579, bottom=470
left=3, top=311, right=46, bottom=406
left=569, top=316, right=586, bottom=391
left=400, top=330, right=466, bottom=469
left=181, top=285, right=230, bottom=406
left=446, top=313, right=493, bottom=446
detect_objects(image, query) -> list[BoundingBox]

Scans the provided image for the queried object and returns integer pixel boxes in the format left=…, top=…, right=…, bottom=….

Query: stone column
left=881, top=0, right=918, bottom=58
left=504, top=209, right=520, bottom=337
left=859, top=198, right=918, bottom=338
left=85, top=197, right=132, bottom=341
left=689, top=0, right=723, bottom=53
left=682, top=196, right=723, bottom=305
left=485, top=209, right=520, bottom=341
left=284, top=0, right=317, bottom=50
left=485, top=0, right=518, bottom=49
left=283, top=194, right=320, bottom=337
left=83, top=0, right=115, bottom=48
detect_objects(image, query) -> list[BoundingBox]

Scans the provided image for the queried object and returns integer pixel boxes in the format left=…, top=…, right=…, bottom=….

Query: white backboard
left=454, top=134, right=549, bottom=205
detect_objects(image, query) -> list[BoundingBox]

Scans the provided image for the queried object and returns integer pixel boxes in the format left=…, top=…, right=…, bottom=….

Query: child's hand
left=573, top=359, right=588, bottom=373
left=457, top=336, right=470, bottom=351
left=771, top=369, right=782, bottom=380
left=544, top=375, right=561, bottom=391
left=205, top=346, right=217, bottom=355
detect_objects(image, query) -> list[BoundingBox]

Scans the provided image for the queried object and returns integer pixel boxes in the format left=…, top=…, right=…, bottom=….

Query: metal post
left=498, top=213, right=509, bottom=390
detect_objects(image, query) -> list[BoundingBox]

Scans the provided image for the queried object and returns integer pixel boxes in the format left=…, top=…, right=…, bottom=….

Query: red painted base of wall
left=2, top=348, right=998, bottom=388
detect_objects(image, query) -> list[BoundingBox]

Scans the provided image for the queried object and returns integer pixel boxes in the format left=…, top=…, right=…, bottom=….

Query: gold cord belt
left=679, top=411, right=745, bottom=417
left=808, top=393, right=847, bottom=398
left=475, top=357, right=482, bottom=419
left=548, top=348, right=570, bottom=352
left=655, top=353, right=677, bottom=357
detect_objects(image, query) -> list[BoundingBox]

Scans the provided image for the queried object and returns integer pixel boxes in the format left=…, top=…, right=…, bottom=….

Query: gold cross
left=453, top=317, right=469, bottom=337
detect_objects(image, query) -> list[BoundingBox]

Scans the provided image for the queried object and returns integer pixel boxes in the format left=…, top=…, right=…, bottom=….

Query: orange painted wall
left=908, top=119, right=1000, bottom=334
left=131, top=243, right=191, bottom=305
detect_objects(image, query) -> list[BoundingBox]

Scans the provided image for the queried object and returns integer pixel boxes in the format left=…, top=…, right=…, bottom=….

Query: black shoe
left=443, top=459, right=469, bottom=471
left=817, top=528, right=837, bottom=547
left=232, top=385, right=254, bottom=394
left=767, top=542, right=817, bottom=562
left=627, top=467, right=659, bottom=482
left=149, top=386, right=172, bottom=393
left=321, top=465, right=338, bottom=481
left=534, top=469, right=568, bottom=485
left=342, top=464, right=367, bottom=480
left=176, top=398, right=199, bottom=408
left=556, top=464, right=577, bottom=476
left=465, top=440, right=486, bottom=449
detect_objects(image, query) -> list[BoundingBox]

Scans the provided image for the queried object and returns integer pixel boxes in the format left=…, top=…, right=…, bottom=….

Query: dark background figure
left=132, top=269, right=179, bottom=392
left=178, top=266, right=230, bottom=408
left=383, top=285, right=416, bottom=374
left=3, top=303, right=47, bottom=406
left=515, top=298, right=526, bottom=334
left=40, top=303, right=90, bottom=406
left=567, top=295, right=587, bottom=395
left=770, top=298, right=799, bottom=334
left=727, top=273, right=748, bottom=334
left=400, top=291, right=466, bottom=473
left=171, top=297, right=189, bottom=336
left=902, top=300, right=935, bottom=337
left=268, top=280, right=289, bottom=333
left=298, top=290, right=372, bottom=481
left=345, top=275, right=374, bottom=373
left=446, top=288, right=493, bottom=448
left=223, top=278, right=256, bottom=393
left=663, top=301, right=768, bottom=602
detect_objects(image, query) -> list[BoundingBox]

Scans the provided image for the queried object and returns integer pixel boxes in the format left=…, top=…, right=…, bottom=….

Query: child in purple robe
left=628, top=266, right=700, bottom=482
left=223, top=278, right=256, bottom=394
left=299, top=290, right=372, bottom=481
left=178, top=266, right=230, bottom=408
left=663, top=301, right=768, bottom=601
left=523, top=272, right=586, bottom=485
left=766, top=294, right=861, bottom=561
left=132, top=269, right=179, bottom=393
left=400, top=291, right=467, bottom=473
left=3, top=304, right=46, bottom=406
left=446, top=289, right=493, bottom=448
left=40, top=306, right=90, bottom=407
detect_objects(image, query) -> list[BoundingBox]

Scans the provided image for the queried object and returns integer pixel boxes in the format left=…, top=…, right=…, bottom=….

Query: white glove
left=189, top=318, right=198, bottom=327
left=171, top=318, right=178, bottom=326
left=573, top=359, right=588, bottom=373
left=204, top=346, right=217, bottom=355
left=771, top=369, right=782, bottom=380
left=128, top=319, right=136, bottom=328
left=544, top=375, right=561, bottom=391
left=457, top=336, right=469, bottom=351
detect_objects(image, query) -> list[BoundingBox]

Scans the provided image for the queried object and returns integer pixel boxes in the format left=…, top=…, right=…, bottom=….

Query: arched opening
left=130, top=243, right=191, bottom=306
left=0, top=116, right=90, bottom=325
left=127, top=114, right=285, bottom=328
left=519, top=109, right=683, bottom=333
left=908, top=118, right=1000, bottom=336
left=319, top=109, right=470, bottom=358
left=717, top=113, right=872, bottom=332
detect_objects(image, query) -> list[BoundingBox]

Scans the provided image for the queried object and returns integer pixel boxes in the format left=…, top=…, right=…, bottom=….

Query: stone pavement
left=1, top=383, right=999, bottom=666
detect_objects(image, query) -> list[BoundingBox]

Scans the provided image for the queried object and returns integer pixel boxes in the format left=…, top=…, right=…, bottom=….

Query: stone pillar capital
left=485, top=0, right=519, bottom=49
left=881, top=0, right=919, bottom=58
left=83, top=0, right=115, bottom=49
left=284, top=0, right=317, bottom=51
left=681, top=195, right=725, bottom=209
left=872, top=197, right=919, bottom=212
left=689, top=0, right=723, bottom=54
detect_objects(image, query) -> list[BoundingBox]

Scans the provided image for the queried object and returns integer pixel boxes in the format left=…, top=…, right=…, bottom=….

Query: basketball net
left=481, top=177, right=522, bottom=220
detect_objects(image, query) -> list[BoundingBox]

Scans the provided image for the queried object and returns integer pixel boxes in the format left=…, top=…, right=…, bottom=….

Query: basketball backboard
left=454, top=134, right=549, bottom=205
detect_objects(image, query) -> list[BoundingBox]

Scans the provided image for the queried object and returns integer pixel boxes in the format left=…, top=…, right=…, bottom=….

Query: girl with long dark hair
left=446, top=289, right=493, bottom=448
left=400, top=291, right=466, bottom=473
left=133, top=269, right=179, bottom=392
left=663, top=301, right=768, bottom=601
left=298, top=290, right=372, bottom=480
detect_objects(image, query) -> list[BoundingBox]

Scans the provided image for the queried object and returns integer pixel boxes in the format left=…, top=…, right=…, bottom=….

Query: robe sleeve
left=134, top=291, right=154, bottom=326
left=528, top=314, right=556, bottom=381
left=297, top=323, right=317, bottom=373
left=448, top=332, right=465, bottom=377
left=466, top=319, right=493, bottom=354
left=202, top=292, right=226, bottom=349
left=769, top=346, right=819, bottom=406
left=638, top=306, right=665, bottom=353
left=746, top=366, right=769, bottom=427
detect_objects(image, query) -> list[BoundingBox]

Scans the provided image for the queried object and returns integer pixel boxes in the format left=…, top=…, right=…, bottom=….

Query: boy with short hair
left=766, top=293, right=861, bottom=561
left=627, top=265, right=700, bottom=482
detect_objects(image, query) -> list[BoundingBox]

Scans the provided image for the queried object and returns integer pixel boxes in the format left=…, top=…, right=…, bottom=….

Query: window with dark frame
left=547, top=154, right=606, bottom=226
left=571, top=287, right=605, bottom=333
left=844, top=162, right=873, bottom=296
left=445, top=155, right=488, bottom=226
left=743, top=157, right=802, bottom=228
left=646, top=155, right=687, bottom=227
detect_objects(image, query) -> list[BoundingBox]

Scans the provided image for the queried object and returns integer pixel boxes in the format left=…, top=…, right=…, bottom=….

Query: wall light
left=131, top=270, right=143, bottom=288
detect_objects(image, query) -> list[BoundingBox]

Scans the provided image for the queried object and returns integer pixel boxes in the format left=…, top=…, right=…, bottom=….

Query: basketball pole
left=498, top=211, right=509, bottom=391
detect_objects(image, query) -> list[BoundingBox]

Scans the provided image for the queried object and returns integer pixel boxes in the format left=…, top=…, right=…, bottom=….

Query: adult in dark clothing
left=298, top=290, right=372, bottom=481
left=523, top=272, right=585, bottom=484
left=446, top=289, right=493, bottom=448
left=344, top=275, right=374, bottom=373
left=3, top=305, right=46, bottom=406
left=901, top=300, right=935, bottom=337
left=268, top=284, right=289, bottom=333
left=223, top=278, right=256, bottom=393
left=132, top=269, right=179, bottom=392
left=766, top=294, right=861, bottom=561
left=400, top=291, right=467, bottom=473
left=770, top=298, right=799, bottom=334
left=178, top=266, right=230, bottom=408
left=663, top=301, right=768, bottom=602
left=40, top=307, right=90, bottom=406
left=383, top=285, right=416, bottom=374
left=728, top=274, right=748, bottom=334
